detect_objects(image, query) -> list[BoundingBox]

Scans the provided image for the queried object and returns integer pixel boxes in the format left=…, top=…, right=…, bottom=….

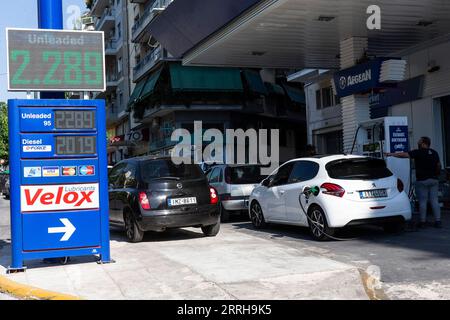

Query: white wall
left=390, top=40, right=450, bottom=163
left=304, top=78, right=342, bottom=146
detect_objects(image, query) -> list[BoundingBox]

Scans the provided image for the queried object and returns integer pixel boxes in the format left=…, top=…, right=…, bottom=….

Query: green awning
left=242, top=70, right=267, bottom=95
left=264, top=82, right=285, bottom=96
left=140, top=68, right=163, bottom=101
left=169, top=63, right=243, bottom=92
left=282, top=85, right=306, bottom=104
left=127, top=77, right=147, bottom=108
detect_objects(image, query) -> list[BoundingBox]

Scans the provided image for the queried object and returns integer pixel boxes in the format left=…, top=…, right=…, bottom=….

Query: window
left=224, top=166, right=267, bottom=185
left=117, top=22, right=121, bottom=39
left=326, top=158, right=393, bottom=180
left=316, top=86, right=336, bottom=109
left=108, top=162, right=127, bottom=188
left=316, top=90, right=322, bottom=109
left=117, top=57, right=123, bottom=74
left=270, top=162, right=295, bottom=187
left=123, top=163, right=137, bottom=188
left=139, top=159, right=204, bottom=183
left=288, top=161, right=320, bottom=183
left=322, top=87, right=333, bottom=108
left=209, top=168, right=221, bottom=183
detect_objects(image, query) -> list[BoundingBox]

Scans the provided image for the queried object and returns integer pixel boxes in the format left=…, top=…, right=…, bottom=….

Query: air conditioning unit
left=81, top=16, right=94, bottom=25
left=147, top=36, right=159, bottom=48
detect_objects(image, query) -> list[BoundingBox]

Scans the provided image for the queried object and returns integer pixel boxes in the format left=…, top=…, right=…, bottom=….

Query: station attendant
left=386, top=137, right=442, bottom=228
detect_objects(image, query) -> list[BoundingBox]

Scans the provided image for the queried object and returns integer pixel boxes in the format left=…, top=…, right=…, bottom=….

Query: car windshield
left=226, top=165, right=267, bottom=184
left=326, top=158, right=393, bottom=180
left=139, top=159, right=204, bottom=183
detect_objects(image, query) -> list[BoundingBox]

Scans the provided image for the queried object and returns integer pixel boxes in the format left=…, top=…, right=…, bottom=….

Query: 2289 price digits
left=10, top=49, right=103, bottom=87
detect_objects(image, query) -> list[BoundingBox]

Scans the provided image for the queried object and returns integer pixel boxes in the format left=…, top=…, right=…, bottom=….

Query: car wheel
left=383, top=221, right=405, bottom=234
left=201, top=222, right=220, bottom=237
left=250, top=201, right=266, bottom=229
left=124, top=210, right=144, bottom=243
left=308, top=206, right=335, bottom=241
left=220, top=204, right=230, bottom=223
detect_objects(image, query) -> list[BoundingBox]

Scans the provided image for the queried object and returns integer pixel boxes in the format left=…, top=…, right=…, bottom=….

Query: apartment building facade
left=88, top=0, right=132, bottom=164
left=87, top=0, right=308, bottom=163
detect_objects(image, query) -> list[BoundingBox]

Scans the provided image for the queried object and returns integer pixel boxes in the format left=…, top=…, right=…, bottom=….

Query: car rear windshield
left=225, top=166, right=268, bottom=184
left=139, top=160, right=204, bottom=183
left=326, top=158, right=393, bottom=180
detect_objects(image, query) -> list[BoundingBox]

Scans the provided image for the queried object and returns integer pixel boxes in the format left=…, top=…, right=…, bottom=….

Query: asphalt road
left=225, top=212, right=450, bottom=299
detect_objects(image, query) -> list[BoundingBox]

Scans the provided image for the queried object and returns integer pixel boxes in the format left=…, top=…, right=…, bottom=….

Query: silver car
left=207, top=164, right=267, bottom=222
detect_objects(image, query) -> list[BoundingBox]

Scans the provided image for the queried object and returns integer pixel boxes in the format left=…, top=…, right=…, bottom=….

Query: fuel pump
left=354, top=117, right=411, bottom=196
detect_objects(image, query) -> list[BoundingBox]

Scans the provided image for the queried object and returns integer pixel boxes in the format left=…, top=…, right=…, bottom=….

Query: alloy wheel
left=124, top=213, right=135, bottom=240
left=310, top=209, right=325, bottom=238
left=250, top=202, right=263, bottom=227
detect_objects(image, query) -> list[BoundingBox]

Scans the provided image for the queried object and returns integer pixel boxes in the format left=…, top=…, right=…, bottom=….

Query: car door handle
left=279, top=190, right=285, bottom=195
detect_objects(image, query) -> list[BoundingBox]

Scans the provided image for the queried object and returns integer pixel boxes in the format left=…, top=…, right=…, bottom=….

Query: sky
left=0, top=0, right=87, bottom=102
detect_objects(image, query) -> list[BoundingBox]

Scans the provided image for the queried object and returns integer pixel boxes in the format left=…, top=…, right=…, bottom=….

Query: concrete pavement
left=0, top=223, right=368, bottom=300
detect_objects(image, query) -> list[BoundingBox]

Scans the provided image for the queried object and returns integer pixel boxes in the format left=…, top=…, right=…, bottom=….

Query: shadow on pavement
left=109, top=226, right=206, bottom=243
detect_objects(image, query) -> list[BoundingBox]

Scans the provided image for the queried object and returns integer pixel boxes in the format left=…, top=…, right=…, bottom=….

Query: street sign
left=7, top=99, right=111, bottom=271
left=6, top=28, right=105, bottom=92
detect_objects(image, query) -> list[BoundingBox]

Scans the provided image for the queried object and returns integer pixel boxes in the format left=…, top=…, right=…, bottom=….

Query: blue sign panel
left=7, top=99, right=111, bottom=271
left=389, top=125, right=409, bottom=153
left=22, top=211, right=101, bottom=251
left=333, top=58, right=394, bottom=98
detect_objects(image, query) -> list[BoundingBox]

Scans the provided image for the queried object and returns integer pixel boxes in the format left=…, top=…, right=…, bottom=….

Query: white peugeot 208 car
left=248, top=155, right=412, bottom=240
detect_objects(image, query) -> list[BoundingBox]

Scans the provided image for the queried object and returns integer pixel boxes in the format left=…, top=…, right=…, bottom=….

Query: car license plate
left=359, top=189, right=388, bottom=199
left=168, top=197, right=197, bottom=206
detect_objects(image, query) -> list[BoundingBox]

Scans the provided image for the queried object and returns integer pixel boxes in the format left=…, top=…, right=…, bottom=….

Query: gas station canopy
left=150, top=0, right=450, bottom=70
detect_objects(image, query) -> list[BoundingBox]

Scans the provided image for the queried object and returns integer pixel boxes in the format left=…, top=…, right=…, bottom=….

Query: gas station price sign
left=7, top=99, right=111, bottom=271
left=6, top=28, right=105, bottom=92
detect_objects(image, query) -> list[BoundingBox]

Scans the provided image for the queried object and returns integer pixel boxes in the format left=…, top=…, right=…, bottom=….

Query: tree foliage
left=0, top=102, right=9, bottom=160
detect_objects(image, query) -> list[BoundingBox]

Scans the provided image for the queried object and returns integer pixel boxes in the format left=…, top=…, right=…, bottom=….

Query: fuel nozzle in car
left=302, top=186, right=320, bottom=200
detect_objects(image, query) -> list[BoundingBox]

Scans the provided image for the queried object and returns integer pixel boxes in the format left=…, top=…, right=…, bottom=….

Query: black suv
left=108, top=157, right=220, bottom=242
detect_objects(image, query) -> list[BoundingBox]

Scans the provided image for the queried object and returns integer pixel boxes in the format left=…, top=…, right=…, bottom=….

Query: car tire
left=383, top=221, right=405, bottom=234
left=124, top=210, right=144, bottom=243
left=220, top=204, right=230, bottom=223
left=201, top=222, right=220, bottom=237
left=307, top=206, right=335, bottom=241
left=250, top=201, right=266, bottom=229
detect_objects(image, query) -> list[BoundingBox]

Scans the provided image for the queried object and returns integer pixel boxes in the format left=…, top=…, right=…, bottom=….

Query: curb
left=0, top=274, right=81, bottom=300
left=359, top=269, right=389, bottom=300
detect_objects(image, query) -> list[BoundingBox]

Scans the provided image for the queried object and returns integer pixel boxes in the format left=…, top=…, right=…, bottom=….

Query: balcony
left=91, top=0, right=110, bottom=16
left=133, top=46, right=162, bottom=81
left=131, top=0, right=172, bottom=43
left=105, top=38, right=123, bottom=55
left=106, top=72, right=123, bottom=88
left=96, top=7, right=115, bottom=31
left=106, top=102, right=128, bottom=127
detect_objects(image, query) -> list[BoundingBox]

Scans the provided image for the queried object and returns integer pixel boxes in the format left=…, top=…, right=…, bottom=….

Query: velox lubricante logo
left=20, top=183, right=100, bottom=212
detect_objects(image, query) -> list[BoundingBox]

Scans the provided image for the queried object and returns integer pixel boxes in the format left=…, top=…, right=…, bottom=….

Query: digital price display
left=8, top=99, right=111, bottom=270
left=55, top=136, right=97, bottom=155
left=55, top=110, right=96, bottom=129
left=7, top=28, right=105, bottom=91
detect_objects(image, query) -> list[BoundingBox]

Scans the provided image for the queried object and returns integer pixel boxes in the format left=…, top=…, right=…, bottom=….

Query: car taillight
left=321, top=183, right=345, bottom=198
left=210, top=187, right=219, bottom=205
left=397, top=178, right=404, bottom=193
left=139, top=192, right=151, bottom=210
